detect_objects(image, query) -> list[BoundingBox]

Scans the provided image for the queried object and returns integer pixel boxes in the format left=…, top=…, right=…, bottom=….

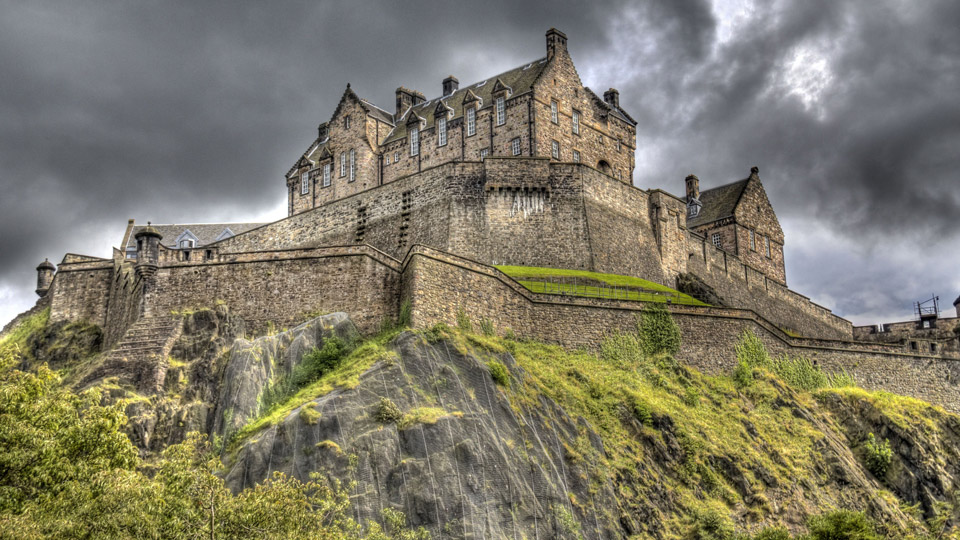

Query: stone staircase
left=83, top=315, right=183, bottom=393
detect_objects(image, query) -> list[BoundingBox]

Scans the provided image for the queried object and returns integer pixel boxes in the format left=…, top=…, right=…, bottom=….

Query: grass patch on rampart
left=495, top=265, right=707, bottom=306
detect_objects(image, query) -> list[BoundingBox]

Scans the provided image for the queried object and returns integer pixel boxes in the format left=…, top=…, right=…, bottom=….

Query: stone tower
left=35, top=258, right=55, bottom=297
left=134, top=223, right=163, bottom=279
left=685, top=174, right=702, bottom=218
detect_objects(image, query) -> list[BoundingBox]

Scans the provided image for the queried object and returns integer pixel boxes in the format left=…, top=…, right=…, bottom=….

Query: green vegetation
left=0, top=307, right=50, bottom=361
left=260, top=336, right=351, bottom=412
left=374, top=397, right=403, bottom=424
left=456, top=307, right=472, bottom=332
left=0, top=339, right=426, bottom=539
left=398, top=407, right=462, bottom=430
left=487, top=359, right=510, bottom=386
left=732, top=330, right=856, bottom=392
left=638, top=303, right=682, bottom=356
left=495, top=265, right=708, bottom=306
left=863, top=433, right=893, bottom=479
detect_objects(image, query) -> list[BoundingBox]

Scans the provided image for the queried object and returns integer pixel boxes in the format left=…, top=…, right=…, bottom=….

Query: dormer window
left=344, top=115, right=351, bottom=129
left=551, top=100, right=558, bottom=123
left=466, top=107, right=476, bottom=136
left=179, top=239, right=195, bottom=249
left=572, top=110, right=580, bottom=134
left=496, top=97, right=505, bottom=126
left=301, top=171, right=309, bottom=195
left=410, top=126, right=419, bottom=156
left=437, top=116, right=447, bottom=146
left=687, top=201, right=700, bottom=218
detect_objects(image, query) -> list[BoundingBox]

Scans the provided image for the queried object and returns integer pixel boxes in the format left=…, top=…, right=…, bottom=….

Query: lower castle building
left=7, top=29, right=960, bottom=412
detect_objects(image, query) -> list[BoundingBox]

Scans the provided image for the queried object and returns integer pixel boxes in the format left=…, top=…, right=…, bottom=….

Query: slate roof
left=381, top=57, right=551, bottom=145
left=685, top=178, right=750, bottom=228
left=125, top=223, right=266, bottom=250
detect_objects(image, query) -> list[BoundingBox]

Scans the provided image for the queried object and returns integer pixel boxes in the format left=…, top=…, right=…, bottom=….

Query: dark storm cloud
left=1, top=0, right=958, bottom=326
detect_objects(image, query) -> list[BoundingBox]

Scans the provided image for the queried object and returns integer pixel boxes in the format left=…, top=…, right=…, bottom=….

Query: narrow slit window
left=551, top=100, right=558, bottom=123
left=349, top=149, right=355, bottom=181
left=340, top=152, right=346, bottom=177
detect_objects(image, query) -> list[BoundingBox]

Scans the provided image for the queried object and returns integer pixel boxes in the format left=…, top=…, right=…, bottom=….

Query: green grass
left=495, top=265, right=708, bottom=306
left=0, top=308, right=50, bottom=362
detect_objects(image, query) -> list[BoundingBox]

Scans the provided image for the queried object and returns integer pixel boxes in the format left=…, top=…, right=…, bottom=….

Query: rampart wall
left=48, top=256, right=114, bottom=327
left=101, top=261, right=145, bottom=348
left=402, top=246, right=960, bottom=412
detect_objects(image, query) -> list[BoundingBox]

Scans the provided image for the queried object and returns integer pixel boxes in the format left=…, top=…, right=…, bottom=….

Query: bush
left=631, top=397, right=653, bottom=426
left=600, top=331, right=643, bottom=368
left=806, top=510, right=880, bottom=540
left=733, top=358, right=754, bottom=388
left=748, top=526, right=791, bottom=540
left=637, top=304, right=681, bottom=356
left=487, top=360, right=510, bottom=386
left=683, top=386, right=700, bottom=407
left=687, top=507, right=734, bottom=540
left=374, top=398, right=403, bottom=424
left=735, top=330, right=770, bottom=368
left=456, top=308, right=472, bottom=332
left=478, top=317, right=495, bottom=336
left=261, top=337, right=349, bottom=412
left=863, top=432, right=893, bottom=478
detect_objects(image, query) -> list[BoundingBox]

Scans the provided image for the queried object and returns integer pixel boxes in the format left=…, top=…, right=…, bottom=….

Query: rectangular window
left=551, top=100, right=558, bottom=123
left=344, top=115, right=350, bottom=129
left=764, top=237, right=771, bottom=257
left=496, top=96, right=505, bottom=125
left=749, top=229, right=756, bottom=250
left=394, top=151, right=399, bottom=163
left=617, top=138, right=622, bottom=152
left=572, top=110, right=580, bottom=134
left=712, top=233, right=722, bottom=249
left=323, top=163, right=331, bottom=187
left=437, top=116, right=447, bottom=146
left=349, top=149, right=355, bottom=181
left=572, top=150, right=580, bottom=163
left=301, top=171, right=309, bottom=195
left=511, top=138, right=521, bottom=156
left=480, top=148, right=489, bottom=160
left=551, top=140, right=559, bottom=159
left=410, top=127, right=419, bottom=156
left=340, top=152, right=346, bottom=177
left=466, top=107, right=476, bottom=136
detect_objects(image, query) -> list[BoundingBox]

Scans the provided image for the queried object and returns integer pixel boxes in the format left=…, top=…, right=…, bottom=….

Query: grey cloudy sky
left=1, top=0, right=958, bottom=328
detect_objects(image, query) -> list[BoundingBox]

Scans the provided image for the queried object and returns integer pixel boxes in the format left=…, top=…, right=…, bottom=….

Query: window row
left=747, top=229, right=773, bottom=258
left=298, top=151, right=355, bottom=195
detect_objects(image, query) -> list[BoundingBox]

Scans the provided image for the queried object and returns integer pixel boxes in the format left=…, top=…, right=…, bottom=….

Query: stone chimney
left=36, top=259, right=55, bottom=297
left=317, top=122, right=328, bottom=140
left=442, top=75, right=459, bottom=97
left=395, top=87, right=426, bottom=117
left=685, top=174, right=700, bottom=201
left=134, top=222, right=163, bottom=279
left=603, top=88, right=620, bottom=108
left=546, top=28, right=568, bottom=59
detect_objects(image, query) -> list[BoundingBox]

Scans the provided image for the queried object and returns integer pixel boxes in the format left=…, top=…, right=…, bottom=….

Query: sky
left=1, top=0, right=958, bottom=328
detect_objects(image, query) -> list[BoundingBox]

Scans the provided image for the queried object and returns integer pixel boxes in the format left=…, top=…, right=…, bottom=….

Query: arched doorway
left=597, top=160, right=612, bottom=175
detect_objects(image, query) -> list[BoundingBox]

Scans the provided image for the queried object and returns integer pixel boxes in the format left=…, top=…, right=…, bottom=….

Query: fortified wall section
left=685, top=233, right=853, bottom=340
left=48, top=255, right=114, bottom=328
left=402, top=247, right=960, bottom=412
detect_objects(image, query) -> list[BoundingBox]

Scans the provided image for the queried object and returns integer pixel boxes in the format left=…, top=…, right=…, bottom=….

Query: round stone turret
left=35, top=258, right=55, bottom=297
left=134, top=222, right=163, bottom=278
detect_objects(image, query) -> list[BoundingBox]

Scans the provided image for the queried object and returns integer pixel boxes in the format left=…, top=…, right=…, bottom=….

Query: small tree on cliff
left=637, top=303, right=682, bottom=357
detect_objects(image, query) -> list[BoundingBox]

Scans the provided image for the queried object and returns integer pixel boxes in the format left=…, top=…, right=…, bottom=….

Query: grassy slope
left=495, top=265, right=708, bottom=306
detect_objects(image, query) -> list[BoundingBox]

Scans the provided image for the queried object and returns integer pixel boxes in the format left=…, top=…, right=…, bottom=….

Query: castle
left=8, top=29, right=960, bottom=411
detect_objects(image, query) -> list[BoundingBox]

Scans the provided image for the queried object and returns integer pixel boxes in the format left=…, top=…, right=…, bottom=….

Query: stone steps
left=90, top=315, right=184, bottom=393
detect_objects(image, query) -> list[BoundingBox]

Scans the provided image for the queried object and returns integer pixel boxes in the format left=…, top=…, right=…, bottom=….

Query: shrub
left=637, top=304, right=681, bottom=356
left=488, top=360, right=510, bottom=386
left=687, top=507, right=734, bottom=540
left=260, top=337, right=349, bottom=412
left=735, top=330, right=770, bottom=368
left=863, top=432, right=893, bottom=478
left=600, top=330, right=643, bottom=367
left=683, top=386, right=701, bottom=407
left=374, top=397, right=403, bottom=424
left=456, top=308, right=472, bottom=332
left=504, top=328, right=517, bottom=341
left=806, top=510, right=880, bottom=540
left=397, top=299, right=412, bottom=328
left=631, top=397, right=653, bottom=426
left=748, top=527, right=791, bottom=540
left=424, top=322, right=451, bottom=342
left=478, top=317, right=495, bottom=336
left=732, top=358, right=754, bottom=388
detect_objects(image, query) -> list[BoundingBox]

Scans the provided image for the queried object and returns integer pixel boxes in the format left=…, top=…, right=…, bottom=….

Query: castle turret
left=134, top=222, right=163, bottom=279
left=442, top=75, right=459, bottom=97
left=685, top=174, right=702, bottom=218
left=36, top=258, right=55, bottom=297
left=546, top=28, right=568, bottom=59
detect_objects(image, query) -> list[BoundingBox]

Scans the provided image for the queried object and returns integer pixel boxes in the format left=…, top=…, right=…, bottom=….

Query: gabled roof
left=382, top=56, right=550, bottom=145
left=584, top=86, right=636, bottom=126
left=360, top=99, right=396, bottom=126
left=125, top=223, right=267, bottom=250
left=685, top=178, right=750, bottom=228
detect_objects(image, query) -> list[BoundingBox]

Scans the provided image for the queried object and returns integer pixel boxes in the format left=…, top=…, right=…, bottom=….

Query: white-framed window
left=344, top=115, right=351, bottom=129
left=410, top=127, right=419, bottom=156
left=712, top=233, right=722, bottom=249
left=394, top=151, right=399, bottom=163
left=572, top=150, right=580, bottom=163
left=749, top=229, right=756, bottom=250
left=179, top=239, right=195, bottom=248
left=572, top=110, right=580, bottom=134
left=551, top=140, right=559, bottom=159
left=437, top=116, right=447, bottom=146
left=480, top=148, right=489, bottom=160
left=301, top=171, right=309, bottom=195
left=511, top=138, right=521, bottom=156
left=323, top=163, right=331, bottom=187
left=765, top=237, right=771, bottom=258
left=340, top=152, right=346, bottom=177
left=496, top=96, right=505, bottom=125
left=551, top=100, right=558, bottom=123
left=349, top=149, right=355, bottom=181
left=466, top=107, right=476, bottom=136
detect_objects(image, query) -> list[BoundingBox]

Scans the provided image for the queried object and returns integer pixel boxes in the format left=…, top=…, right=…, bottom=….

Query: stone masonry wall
left=48, top=258, right=113, bottom=327
left=101, top=261, right=145, bottom=348
left=402, top=247, right=960, bottom=412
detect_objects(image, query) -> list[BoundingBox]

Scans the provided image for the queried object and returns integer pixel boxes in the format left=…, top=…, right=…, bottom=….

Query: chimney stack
left=442, top=75, right=459, bottom=97
left=546, top=28, right=568, bottom=59
left=685, top=174, right=700, bottom=201
left=395, top=87, right=426, bottom=117
left=317, top=122, right=329, bottom=140
left=603, top=88, right=620, bottom=108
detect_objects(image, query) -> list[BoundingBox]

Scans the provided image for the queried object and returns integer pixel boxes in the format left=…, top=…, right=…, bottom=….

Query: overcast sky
left=1, top=0, right=958, bottom=328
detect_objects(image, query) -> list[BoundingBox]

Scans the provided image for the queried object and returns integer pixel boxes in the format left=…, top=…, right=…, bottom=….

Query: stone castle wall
left=402, top=247, right=960, bottom=412
left=48, top=256, right=114, bottom=327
